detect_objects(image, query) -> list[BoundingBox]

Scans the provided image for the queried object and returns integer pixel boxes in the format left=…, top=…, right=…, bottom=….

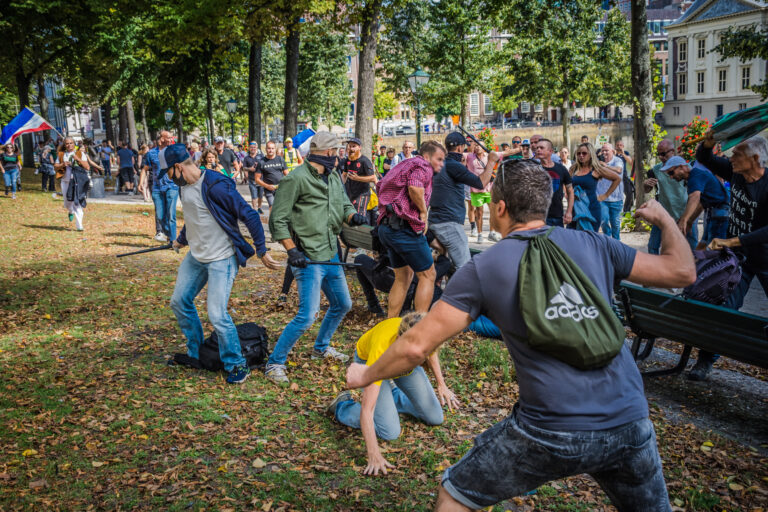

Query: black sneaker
left=367, top=305, right=386, bottom=318
left=687, top=359, right=714, bottom=381
left=226, top=365, right=251, bottom=384
left=326, top=391, right=352, bottom=416
left=167, top=353, right=203, bottom=369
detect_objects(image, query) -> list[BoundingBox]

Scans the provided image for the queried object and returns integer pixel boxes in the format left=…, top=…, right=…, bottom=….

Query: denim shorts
left=378, top=223, right=434, bottom=272
left=442, top=405, right=670, bottom=511
left=247, top=181, right=263, bottom=200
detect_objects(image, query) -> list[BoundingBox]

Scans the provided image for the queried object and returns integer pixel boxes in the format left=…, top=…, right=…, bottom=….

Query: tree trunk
left=283, top=25, right=300, bottom=140
left=140, top=102, right=150, bottom=143
left=15, top=70, right=34, bottom=166
left=263, top=112, right=270, bottom=142
left=126, top=99, right=138, bottom=150
left=631, top=0, right=653, bottom=220
left=204, top=70, right=215, bottom=140
left=104, top=102, right=115, bottom=146
left=118, top=105, right=128, bottom=144
left=36, top=77, right=51, bottom=140
left=174, top=96, right=184, bottom=142
left=354, top=0, right=382, bottom=160
left=248, top=40, right=263, bottom=145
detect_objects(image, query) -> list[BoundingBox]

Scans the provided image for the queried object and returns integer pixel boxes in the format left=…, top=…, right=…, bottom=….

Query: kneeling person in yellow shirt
left=328, top=312, right=460, bottom=476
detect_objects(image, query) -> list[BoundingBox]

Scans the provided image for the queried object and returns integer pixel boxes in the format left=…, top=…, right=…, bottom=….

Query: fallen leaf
left=729, top=482, right=744, bottom=491
left=252, top=458, right=267, bottom=469
left=29, top=479, right=47, bottom=490
left=261, top=500, right=273, bottom=511
left=91, top=461, right=105, bottom=468
left=21, top=449, right=38, bottom=457
left=673, top=498, right=684, bottom=507
left=289, top=382, right=299, bottom=391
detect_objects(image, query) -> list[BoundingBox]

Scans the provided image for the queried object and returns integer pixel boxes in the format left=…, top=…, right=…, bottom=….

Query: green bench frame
left=618, top=282, right=768, bottom=377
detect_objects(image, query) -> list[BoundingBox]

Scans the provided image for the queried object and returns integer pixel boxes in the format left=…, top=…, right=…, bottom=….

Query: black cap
left=444, top=131, right=466, bottom=148
left=346, top=137, right=362, bottom=146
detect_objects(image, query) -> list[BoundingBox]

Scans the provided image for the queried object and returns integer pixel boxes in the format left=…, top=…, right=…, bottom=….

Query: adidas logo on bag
left=544, top=283, right=599, bottom=322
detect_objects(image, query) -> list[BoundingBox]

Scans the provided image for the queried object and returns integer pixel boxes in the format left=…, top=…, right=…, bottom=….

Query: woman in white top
left=558, top=147, right=572, bottom=169
left=54, top=137, right=91, bottom=231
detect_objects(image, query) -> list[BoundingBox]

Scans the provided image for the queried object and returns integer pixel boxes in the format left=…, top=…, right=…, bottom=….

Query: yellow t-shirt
left=355, top=317, right=403, bottom=386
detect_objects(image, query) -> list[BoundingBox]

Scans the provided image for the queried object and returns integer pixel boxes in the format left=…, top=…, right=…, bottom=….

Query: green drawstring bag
left=510, top=228, right=625, bottom=370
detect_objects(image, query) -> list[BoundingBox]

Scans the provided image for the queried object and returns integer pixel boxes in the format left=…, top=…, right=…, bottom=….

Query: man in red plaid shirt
left=376, top=140, right=447, bottom=317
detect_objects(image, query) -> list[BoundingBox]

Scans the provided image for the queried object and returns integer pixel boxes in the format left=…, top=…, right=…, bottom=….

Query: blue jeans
left=335, top=354, right=443, bottom=440
left=170, top=253, right=244, bottom=371
left=600, top=200, right=623, bottom=240
left=648, top=223, right=698, bottom=254
left=101, top=159, right=111, bottom=177
left=701, top=210, right=729, bottom=246
left=3, top=168, right=19, bottom=193
left=267, top=254, right=352, bottom=366
left=152, top=187, right=179, bottom=241
left=546, top=216, right=563, bottom=227
left=443, top=406, right=670, bottom=511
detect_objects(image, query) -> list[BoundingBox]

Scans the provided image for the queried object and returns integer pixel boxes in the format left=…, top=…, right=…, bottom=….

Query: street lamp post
left=407, top=67, right=430, bottom=150
left=164, top=109, right=174, bottom=131
left=226, top=98, right=237, bottom=143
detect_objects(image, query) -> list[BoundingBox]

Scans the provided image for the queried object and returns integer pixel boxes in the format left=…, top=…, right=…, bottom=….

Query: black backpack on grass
left=171, top=323, right=270, bottom=371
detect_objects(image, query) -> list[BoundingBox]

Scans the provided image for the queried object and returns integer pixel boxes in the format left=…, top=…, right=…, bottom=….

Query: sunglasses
left=576, top=151, right=589, bottom=156
left=512, top=140, right=521, bottom=144
left=656, top=149, right=673, bottom=157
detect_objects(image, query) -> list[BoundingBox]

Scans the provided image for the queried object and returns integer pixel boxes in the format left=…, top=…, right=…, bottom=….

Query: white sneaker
left=470, top=226, right=478, bottom=237
left=11, top=193, right=16, bottom=200
left=488, top=231, right=501, bottom=242
left=476, top=234, right=484, bottom=244
left=154, top=232, right=169, bottom=242
left=264, top=364, right=289, bottom=384
left=311, top=347, right=350, bottom=363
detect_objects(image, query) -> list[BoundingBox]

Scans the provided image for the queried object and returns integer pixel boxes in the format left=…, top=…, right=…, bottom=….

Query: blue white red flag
left=293, top=128, right=316, bottom=157
left=0, top=107, right=57, bottom=145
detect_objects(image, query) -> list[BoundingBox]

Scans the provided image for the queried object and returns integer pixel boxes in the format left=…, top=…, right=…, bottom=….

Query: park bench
left=340, top=224, right=374, bottom=262
left=618, top=282, right=768, bottom=377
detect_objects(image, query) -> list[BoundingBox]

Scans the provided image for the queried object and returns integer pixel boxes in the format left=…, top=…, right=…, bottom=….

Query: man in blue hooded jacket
left=162, top=144, right=280, bottom=384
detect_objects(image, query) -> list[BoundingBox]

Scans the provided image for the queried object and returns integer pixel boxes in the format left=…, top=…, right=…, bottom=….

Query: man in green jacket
left=265, top=131, right=368, bottom=384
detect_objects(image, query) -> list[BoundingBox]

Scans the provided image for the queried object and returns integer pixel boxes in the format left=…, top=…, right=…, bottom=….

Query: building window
left=739, top=103, right=747, bottom=110
left=347, top=56, right=352, bottom=73
left=741, top=67, right=751, bottom=89
left=716, top=104, right=724, bottom=118
left=718, top=69, right=727, bottom=92
left=694, top=105, right=702, bottom=115
left=673, top=106, right=680, bottom=116
left=678, top=40, right=687, bottom=62
left=678, top=73, right=687, bottom=95
left=470, top=93, right=480, bottom=116
left=349, top=102, right=355, bottom=122
left=697, top=72, right=705, bottom=94
left=483, top=95, right=493, bottom=116
left=697, top=39, right=706, bottom=59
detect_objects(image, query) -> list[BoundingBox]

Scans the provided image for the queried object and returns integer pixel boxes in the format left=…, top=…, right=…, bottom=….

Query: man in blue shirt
left=429, top=132, right=498, bottom=271
left=163, top=144, right=279, bottom=384
left=117, top=142, right=135, bottom=194
left=142, top=131, right=179, bottom=242
left=663, top=155, right=729, bottom=246
left=347, top=159, right=696, bottom=510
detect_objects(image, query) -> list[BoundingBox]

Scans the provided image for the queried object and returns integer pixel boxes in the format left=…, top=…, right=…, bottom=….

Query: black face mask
left=169, top=166, right=187, bottom=187
left=306, top=154, right=338, bottom=174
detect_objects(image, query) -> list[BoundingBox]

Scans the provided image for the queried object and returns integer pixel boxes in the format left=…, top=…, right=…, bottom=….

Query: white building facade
left=662, top=0, right=767, bottom=127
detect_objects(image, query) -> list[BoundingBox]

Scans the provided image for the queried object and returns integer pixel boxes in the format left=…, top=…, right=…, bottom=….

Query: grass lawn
left=0, top=171, right=766, bottom=511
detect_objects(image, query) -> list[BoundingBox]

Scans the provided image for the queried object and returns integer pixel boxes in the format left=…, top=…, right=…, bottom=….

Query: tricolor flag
left=292, top=128, right=316, bottom=157
left=0, top=107, right=57, bottom=145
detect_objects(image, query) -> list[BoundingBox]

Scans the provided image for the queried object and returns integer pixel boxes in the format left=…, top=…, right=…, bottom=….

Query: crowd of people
left=2, top=119, right=766, bottom=510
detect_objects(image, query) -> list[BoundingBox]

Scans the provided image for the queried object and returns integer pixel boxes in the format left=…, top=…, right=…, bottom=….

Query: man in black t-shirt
left=254, top=140, right=287, bottom=209
left=242, top=141, right=265, bottom=212
left=534, top=138, right=573, bottom=227
left=341, top=137, right=376, bottom=215
left=214, top=137, right=241, bottom=181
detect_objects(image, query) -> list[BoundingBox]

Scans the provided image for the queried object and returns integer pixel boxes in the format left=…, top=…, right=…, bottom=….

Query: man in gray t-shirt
left=347, top=159, right=696, bottom=511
